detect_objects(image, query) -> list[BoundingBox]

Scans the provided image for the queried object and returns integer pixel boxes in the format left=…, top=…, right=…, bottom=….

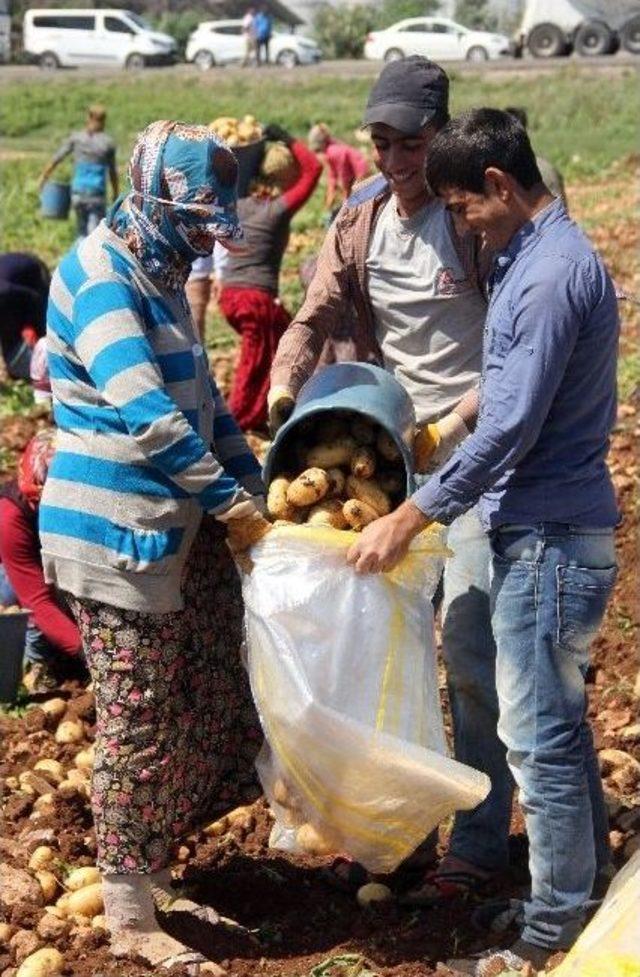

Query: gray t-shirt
left=53, top=129, right=116, bottom=201
left=366, top=197, right=486, bottom=425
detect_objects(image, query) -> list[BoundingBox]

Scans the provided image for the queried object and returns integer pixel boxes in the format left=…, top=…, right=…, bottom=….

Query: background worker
left=38, top=104, right=118, bottom=239
left=220, top=123, right=321, bottom=432
left=241, top=7, right=257, bottom=66
left=346, top=108, right=618, bottom=972
left=270, top=58, right=513, bottom=899
left=308, top=123, right=369, bottom=222
left=255, top=5, right=273, bottom=65
left=0, top=251, right=50, bottom=382
left=0, top=429, right=83, bottom=696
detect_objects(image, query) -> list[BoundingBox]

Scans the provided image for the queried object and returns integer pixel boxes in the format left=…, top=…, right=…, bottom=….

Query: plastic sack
left=549, top=850, right=640, bottom=977
left=242, top=523, right=490, bottom=874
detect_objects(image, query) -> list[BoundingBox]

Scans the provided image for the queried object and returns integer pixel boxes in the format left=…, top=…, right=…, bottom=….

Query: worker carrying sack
left=242, top=523, right=490, bottom=873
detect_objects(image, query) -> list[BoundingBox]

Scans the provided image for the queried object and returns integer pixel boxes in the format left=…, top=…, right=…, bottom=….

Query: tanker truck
left=514, top=0, right=640, bottom=57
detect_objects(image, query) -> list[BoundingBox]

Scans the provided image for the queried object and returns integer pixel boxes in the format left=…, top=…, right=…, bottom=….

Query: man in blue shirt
left=38, top=104, right=118, bottom=240
left=347, top=108, right=619, bottom=971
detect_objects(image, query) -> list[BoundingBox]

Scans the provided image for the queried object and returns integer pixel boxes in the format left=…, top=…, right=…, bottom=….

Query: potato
left=376, top=430, right=402, bottom=463
left=351, top=417, right=376, bottom=445
left=0, top=922, right=15, bottom=944
left=343, top=499, right=379, bottom=531
left=54, top=720, right=84, bottom=744
left=296, top=822, right=338, bottom=857
left=54, top=892, right=71, bottom=915
left=19, top=771, right=55, bottom=796
left=350, top=446, right=376, bottom=479
left=307, top=498, right=348, bottom=530
left=74, top=748, right=95, bottom=773
left=226, top=805, right=254, bottom=829
left=287, top=468, right=330, bottom=507
left=377, top=470, right=404, bottom=497
left=306, top=436, right=356, bottom=469
left=33, top=760, right=64, bottom=786
left=64, top=769, right=88, bottom=788
left=28, top=847, right=56, bottom=872
left=65, top=867, right=100, bottom=892
left=267, top=475, right=296, bottom=521
left=272, top=777, right=302, bottom=811
left=33, top=793, right=55, bottom=814
left=346, top=476, right=391, bottom=517
left=325, top=467, right=346, bottom=498
left=16, top=947, right=64, bottom=977
left=91, top=914, right=108, bottom=931
left=66, top=882, right=103, bottom=919
left=39, top=698, right=67, bottom=722
left=356, top=882, right=393, bottom=907
left=35, top=871, right=58, bottom=904
left=202, top=816, right=228, bottom=837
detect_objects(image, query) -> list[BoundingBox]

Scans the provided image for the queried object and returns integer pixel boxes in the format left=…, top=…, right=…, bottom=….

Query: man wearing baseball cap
left=269, top=57, right=511, bottom=899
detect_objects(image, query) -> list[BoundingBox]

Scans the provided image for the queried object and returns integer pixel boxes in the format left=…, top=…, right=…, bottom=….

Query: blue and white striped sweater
left=41, top=222, right=263, bottom=613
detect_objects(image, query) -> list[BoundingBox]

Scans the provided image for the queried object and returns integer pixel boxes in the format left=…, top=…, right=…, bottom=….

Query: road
left=0, top=51, right=638, bottom=84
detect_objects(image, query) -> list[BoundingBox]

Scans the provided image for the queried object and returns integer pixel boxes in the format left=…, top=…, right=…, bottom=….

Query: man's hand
left=346, top=501, right=430, bottom=575
left=267, top=386, right=295, bottom=437
left=219, top=499, right=272, bottom=573
left=414, top=411, right=470, bottom=474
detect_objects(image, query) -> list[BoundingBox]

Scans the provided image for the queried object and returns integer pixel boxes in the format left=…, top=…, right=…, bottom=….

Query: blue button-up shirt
left=413, top=198, right=619, bottom=529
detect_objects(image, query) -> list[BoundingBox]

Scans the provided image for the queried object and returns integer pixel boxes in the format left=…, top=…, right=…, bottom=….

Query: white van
left=23, top=9, right=177, bottom=69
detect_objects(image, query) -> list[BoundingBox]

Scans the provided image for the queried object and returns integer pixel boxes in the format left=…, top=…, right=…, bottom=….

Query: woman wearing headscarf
left=40, top=121, right=271, bottom=972
left=0, top=429, right=83, bottom=695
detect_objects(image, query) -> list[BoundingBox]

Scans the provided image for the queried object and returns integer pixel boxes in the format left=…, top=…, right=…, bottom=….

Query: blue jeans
left=490, top=523, right=617, bottom=949
left=441, top=507, right=514, bottom=870
left=74, top=198, right=105, bottom=239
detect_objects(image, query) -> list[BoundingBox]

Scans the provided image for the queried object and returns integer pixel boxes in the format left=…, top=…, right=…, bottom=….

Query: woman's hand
left=346, top=501, right=430, bottom=575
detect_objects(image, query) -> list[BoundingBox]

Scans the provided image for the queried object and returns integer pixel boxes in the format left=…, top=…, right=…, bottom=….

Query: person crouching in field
left=0, top=430, right=84, bottom=695
left=308, top=123, right=369, bottom=223
left=347, top=108, right=619, bottom=973
left=40, top=120, right=271, bottom=971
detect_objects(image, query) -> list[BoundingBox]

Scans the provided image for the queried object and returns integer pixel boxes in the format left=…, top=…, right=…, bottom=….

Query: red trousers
left=220, top=286, right=291, bottom=432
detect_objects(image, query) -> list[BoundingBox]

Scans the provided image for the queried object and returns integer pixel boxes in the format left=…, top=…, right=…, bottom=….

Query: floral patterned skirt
left=68, top=518, right=262, bottom=874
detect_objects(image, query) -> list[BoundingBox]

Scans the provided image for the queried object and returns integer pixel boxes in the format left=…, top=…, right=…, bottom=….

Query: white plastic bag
left=243, top=523, right=490, bottom=874
left=549, top=850, right=640, bottom=977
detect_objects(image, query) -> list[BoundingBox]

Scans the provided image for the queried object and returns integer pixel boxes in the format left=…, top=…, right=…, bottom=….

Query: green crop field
left=0, top=64, right=638, bottom=367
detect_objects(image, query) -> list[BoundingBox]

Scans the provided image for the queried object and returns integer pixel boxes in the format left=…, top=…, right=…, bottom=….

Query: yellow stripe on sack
left=550, top=956, right=640, bottom=977
left=375, top=584, right=405, bottom=735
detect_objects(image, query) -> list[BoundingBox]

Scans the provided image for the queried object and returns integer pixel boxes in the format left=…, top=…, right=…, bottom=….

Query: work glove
left=262, top=123, right=292, bottom=145
left=267, top=386, right=295, bottom=437
left=414, top=411, right=470, bottom=474
left=217, top=498, right=272, bottom=572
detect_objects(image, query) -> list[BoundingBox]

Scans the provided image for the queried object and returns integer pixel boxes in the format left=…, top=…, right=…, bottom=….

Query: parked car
left=186, top=19, right=321, bottom=69
left=364, top=17, right=511, bottom=63
left=23, top=8, right=176, bottom=69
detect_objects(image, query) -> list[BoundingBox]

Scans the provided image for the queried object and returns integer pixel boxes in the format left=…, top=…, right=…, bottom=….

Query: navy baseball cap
left=362, top=56, right=449, bottom=133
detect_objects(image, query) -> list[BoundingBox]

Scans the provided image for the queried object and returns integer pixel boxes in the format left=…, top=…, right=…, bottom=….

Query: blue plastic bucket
left=0, top=611, right=28, bottom=703
left=264, top=363, right=417, bottom=496
left=40, top=181, right=71, bottom=219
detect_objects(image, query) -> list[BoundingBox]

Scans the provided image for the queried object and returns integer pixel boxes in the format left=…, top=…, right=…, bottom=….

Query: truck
left=515, top=0, right=640, bottom=58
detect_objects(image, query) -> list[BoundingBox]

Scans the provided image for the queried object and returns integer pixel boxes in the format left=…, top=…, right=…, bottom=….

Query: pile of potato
left=267, top=412, right=406, bottom=532
left=209, top=114, right=263, bottom=147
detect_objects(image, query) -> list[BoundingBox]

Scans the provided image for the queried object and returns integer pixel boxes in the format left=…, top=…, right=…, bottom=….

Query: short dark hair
left=505, top=106, right=528, bottom=128
left=425, top=108, right=542, bottom=196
